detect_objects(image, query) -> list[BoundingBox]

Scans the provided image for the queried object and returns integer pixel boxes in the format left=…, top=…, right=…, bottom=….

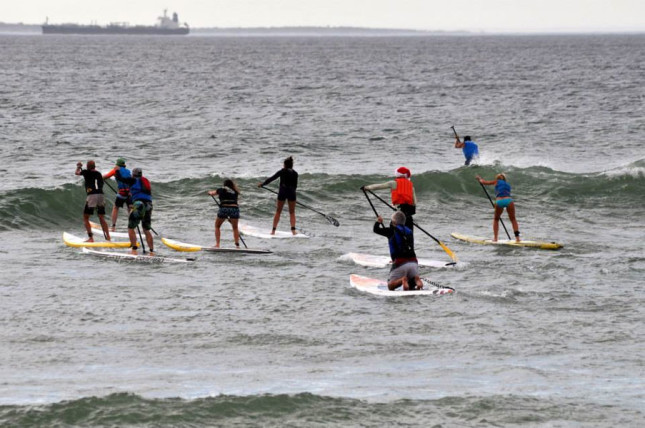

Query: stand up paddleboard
left=161, top=237, right=272, bottom=254
left=451, top=232, right=563, bottom=250
left=63, top=232, right=132, bottom=249
left=89, top=221, right=130, bottom=239
left=342, top=252, right=456, bottom=269
left=349, top=274, right=454, bottom=297
left=239, top=223, right=309, bottom=239
left=81, top=247, right=194, bottom=263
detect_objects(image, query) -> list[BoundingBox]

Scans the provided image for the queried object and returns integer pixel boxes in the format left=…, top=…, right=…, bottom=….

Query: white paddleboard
left=349, top=274, right=454, bottom=297
left=89, top=221, right=130, bottom=239
left=81, top=247, right=194, bottom=263
left=161, top=237, right=271, bottom=254
left=341, top=252, right=456, bottom=269
left=239, top=222, right=309, bottom=239
left=63, top=232, right=131, bottom=249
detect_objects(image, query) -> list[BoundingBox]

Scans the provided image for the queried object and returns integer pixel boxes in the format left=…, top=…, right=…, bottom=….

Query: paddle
left=365, top=189, right=458, bottom=263
left=362, top=188, right=380, bottom=217
left=260, top=186, right=340, bottom=227
left=209, top=194, right=248, bottom=248
left=136, top=225, right=147, bottom=254
left=477, top=179, right=512, bottom=240
left=450, top=125, right=460, bottom=141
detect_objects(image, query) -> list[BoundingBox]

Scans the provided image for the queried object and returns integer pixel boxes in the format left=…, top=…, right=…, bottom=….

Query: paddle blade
left=326, top=215, right=340, bottom=227
left=439, top=241, right=458, bottom=262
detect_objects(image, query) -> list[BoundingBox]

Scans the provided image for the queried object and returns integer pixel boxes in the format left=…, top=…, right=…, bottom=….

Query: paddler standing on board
left=75, top=160, right=111, bottom=242
left=102, top=158, right=132, bottom=232
left=116, top=167, right=155, bottom=255
left=476, top=173, right=520, bottom=242
left=258, top=156, right=299, bottom=235
left=362, top=166, right=417, bottom=233
left=207, top=178, right=241, bottom=248
left=454, top=135, right=479, bottom=166
left=373, top=211, right=423, bottom=291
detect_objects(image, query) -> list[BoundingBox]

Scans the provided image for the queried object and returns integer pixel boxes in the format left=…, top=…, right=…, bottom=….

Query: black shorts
left=128, top=201, right=153, bottom=230
left=277, top=186, right=297, bottom=202
left=114, top=195, right=132, bottom=209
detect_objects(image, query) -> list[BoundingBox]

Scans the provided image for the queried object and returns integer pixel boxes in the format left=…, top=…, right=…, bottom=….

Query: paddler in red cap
left=361, top=166, right=417, bottom=233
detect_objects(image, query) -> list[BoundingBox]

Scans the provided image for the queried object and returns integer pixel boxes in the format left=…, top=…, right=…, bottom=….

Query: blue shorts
left=218, top=206, right=240, bottom=219
left=495, top=198, right=513, bottom=208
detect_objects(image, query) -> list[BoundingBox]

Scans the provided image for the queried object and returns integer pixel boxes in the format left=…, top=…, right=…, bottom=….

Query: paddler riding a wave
left=116, top=167, right=155, bottom=255
left=362, top=166, right=417, bottom=233
left=208, top=178, right=241, bottom=248
left=373, top=211, right=423, bottom=291
left=102, top=157, right=132, bottom=232
left=75, top=160, right=111, bottom=242
left=455, top=135, right=479, bottom=166
left=476, top=173, right=521, bottom=242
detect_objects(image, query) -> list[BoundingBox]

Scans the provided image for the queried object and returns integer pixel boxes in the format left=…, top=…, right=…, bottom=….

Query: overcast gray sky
left=5, top=0, right=644, bottom=33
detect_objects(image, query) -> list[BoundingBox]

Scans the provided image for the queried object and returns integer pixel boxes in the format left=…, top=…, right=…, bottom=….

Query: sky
left=4, top=0, right=645, bottom=33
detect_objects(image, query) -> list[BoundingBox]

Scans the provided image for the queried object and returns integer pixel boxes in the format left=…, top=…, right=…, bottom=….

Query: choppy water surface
left=0, top=34, right=643, bottom=426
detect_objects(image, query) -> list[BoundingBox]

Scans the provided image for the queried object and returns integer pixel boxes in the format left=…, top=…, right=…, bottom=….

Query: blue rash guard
left=462, top=141, right=479, bottom=165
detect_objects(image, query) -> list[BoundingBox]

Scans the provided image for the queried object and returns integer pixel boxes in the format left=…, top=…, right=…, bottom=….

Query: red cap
left=395, top=167, right=411, bottom=178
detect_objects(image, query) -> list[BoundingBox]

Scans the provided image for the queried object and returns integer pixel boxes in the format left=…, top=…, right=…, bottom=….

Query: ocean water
left=0, top=33, right=643, bottom=427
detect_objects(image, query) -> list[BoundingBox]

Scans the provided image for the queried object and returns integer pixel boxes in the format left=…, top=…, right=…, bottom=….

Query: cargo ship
left=42, top=10, right=189, bottom=35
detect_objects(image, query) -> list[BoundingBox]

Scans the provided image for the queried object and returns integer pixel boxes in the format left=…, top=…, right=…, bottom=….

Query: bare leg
left=272, top=199, right=285, bottom=234
left=214, top=217, right=225, bottom=247
left=83, top=214, right=93, bottom=242
left=506, top=202, right=520, bottom=242
left=387, top=276, right=405, bottom=291
left=144, top=229, right=154, bottom=254
left=415, top=275, right=423, bottom=290
left=110, top=206, right=118, bottom=231
left=492, top=206, right=503, bottom=242
left=98, top=214, right=111, bottom=241
left=128, top=228, right=137, bottom=254
left=288, top=200, right=297, bottom=234
left=229, top=218, right=240, bottom=247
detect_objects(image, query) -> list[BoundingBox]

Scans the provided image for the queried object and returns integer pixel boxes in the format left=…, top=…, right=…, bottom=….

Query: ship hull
left=42, top=25, right=189, bottom=35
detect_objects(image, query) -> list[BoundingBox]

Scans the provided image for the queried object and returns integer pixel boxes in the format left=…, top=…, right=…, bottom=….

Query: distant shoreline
left=0, top=22, right=642, bottom=36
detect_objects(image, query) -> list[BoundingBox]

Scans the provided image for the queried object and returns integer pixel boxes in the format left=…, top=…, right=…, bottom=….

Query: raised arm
left=476, top=175, right=496, bottom=186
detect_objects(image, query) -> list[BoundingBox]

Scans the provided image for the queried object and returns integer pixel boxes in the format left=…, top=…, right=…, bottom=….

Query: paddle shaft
left=478, top=182, right=512, bottom=240
left=362, top=189, right=380, bottom=217
left=210, top=194, right=248, bottom=248
left=365, top=189, right=457, bottom=262
left=451, top=125, right=460, bottom=141
left=260, top=186, right=339, bottom=226
left=136, top=225, right=147, bottom=254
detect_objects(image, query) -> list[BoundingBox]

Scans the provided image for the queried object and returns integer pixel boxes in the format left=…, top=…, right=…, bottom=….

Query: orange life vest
left=391, top=178, right=414, bottom=205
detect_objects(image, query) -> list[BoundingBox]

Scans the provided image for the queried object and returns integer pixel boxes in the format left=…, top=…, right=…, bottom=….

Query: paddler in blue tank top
left=455, top=135, right=479, bottom=166
left=372, top=211, right=423, bottom=291
left=116, top=167, right=155, bottom=255
left=476, top=173, right=520, bottom=242
left=102, top=158, right=132, bottom=232
left=207, top=178, right=241, bottom=248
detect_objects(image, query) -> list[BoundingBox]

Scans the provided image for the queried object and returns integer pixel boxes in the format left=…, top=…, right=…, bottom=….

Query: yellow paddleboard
left=450, top=232, right=563, bottom=250
left=63, top=232, right=132, bottom=248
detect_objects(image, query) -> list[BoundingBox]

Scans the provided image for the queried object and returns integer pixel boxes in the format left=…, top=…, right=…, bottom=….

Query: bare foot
left=214, top=244, right=220, bottom=248
left=130, top=249, right=138, bottom=255
left=148, top=251, right=156, bottom=256
left=110, top=226, right=116, bottom=232
left=402, top=280, right=409, bottom=291
left=416, top=279, right=424, bottom=290
left=84, top=237, right=94, bottom=243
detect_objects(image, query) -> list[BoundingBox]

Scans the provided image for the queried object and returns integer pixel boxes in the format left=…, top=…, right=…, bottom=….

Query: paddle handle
left=450, top=125, right=460, bottom=141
